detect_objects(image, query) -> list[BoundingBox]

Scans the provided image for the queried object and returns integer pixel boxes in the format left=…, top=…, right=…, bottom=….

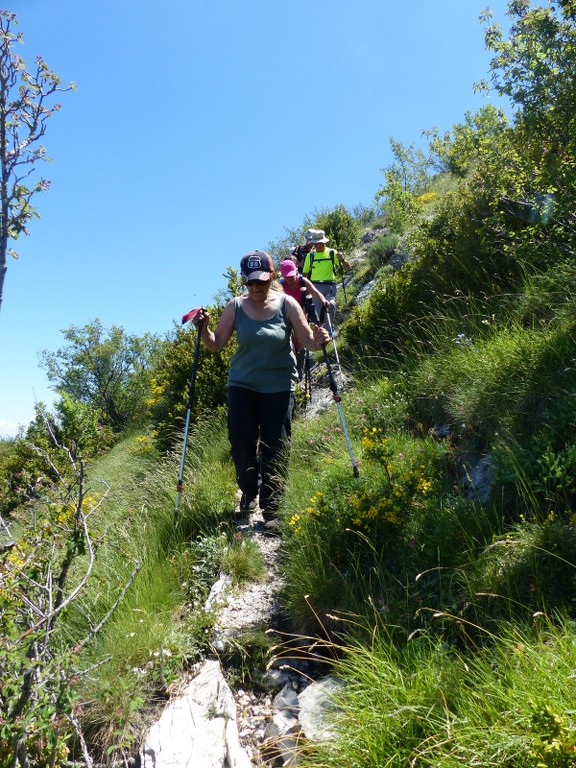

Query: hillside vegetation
left=2, top=2, right=576, bottom=766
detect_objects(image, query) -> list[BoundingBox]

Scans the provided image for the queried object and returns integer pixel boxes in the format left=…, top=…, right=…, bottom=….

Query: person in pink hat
left=279, top=258, right=327, bottom=315
left=279, top=258, right=328, bottom=378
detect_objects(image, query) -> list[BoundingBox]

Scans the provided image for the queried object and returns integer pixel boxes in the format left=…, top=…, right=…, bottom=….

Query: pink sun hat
left=280, top=259, right=299, bottom=278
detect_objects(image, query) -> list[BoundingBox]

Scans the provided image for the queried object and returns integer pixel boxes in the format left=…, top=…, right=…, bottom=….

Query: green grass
left=7, top=177, right=576, bottom=765
left=222, top=535, right=267, bottom=585
left=52, top=270, right=576, bottom=764
left=300, top=616, right=576, bottom=768
left=61, top=414, right=240, bottom=757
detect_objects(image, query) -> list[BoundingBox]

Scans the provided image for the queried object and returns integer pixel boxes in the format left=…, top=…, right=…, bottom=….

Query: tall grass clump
left=459, top=516, right=576, bottom=629
left=62, top=412, right=239, bottom=758
left=408, top=314, right=576, bottom=521
left=302, top=616, right=576, bottom=768
left=365, top=233, right=399, bottom=273
left=282, top=376, right=492, bottom=638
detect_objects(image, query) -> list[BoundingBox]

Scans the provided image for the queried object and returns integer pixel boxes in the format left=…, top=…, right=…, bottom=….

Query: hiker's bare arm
left=301, top=277, right=328, bottom=306
left=338, top=252, right=352, bottom=271
left=193, top=301, right=235, bottom=351
left=285, top=295, right=329, bottom=350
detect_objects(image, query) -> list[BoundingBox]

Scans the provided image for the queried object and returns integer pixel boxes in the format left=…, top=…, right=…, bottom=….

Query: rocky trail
left=137, top=239, right=378, bottom=766
left=139, top=383, right=345, bottom=768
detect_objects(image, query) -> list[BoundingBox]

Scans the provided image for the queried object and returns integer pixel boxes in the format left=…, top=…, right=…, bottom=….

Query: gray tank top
left=228, top=294, right=298, bottom=392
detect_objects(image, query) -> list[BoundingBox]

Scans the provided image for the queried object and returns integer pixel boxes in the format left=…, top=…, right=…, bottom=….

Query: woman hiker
left=192, top=250, right=329, bottom=530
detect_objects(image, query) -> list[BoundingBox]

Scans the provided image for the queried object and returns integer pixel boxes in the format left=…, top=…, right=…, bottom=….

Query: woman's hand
left=313, top=324, right=330, bottom=349
left=192, top=307, right=210, bottom=327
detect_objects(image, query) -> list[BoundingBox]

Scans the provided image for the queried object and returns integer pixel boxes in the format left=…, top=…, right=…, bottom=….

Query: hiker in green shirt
left=302, top=229, right=351, bottom=327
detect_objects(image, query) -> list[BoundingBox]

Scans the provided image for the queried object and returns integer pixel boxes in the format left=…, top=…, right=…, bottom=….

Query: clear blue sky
left=0, top=0, right=520, bottom=437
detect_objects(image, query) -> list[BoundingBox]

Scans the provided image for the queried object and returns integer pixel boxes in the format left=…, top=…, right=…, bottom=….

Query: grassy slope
left=63, top=213, right=576, bottom=765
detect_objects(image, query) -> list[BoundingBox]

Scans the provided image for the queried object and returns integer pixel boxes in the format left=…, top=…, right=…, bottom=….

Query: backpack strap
left=309, top=249, right=335, bottom=270
left=308, top=251, right=315, bottom=273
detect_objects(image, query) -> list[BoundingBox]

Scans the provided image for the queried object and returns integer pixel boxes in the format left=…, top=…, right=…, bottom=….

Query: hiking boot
left=262, top=518, right=281, bottom=536
left=240, top=493, right=258, bottom=513
left=261, top=507, right=277, bottom=521
left=260, top=497, right=278, bottom=519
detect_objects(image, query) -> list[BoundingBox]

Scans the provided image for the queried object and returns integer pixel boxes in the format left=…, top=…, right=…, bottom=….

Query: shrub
left=148, top=321, right=232, bottom=450
left=365, top=233, right=399, bottom=272
left=314, top=204, right=360, bottom=254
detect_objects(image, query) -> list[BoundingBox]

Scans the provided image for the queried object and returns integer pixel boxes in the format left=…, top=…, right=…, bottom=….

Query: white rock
left=140, top=659, right=251, bottom=768
left=204, top=572, right=233, bottom=611
left=298, top=676, right=344, bottom=742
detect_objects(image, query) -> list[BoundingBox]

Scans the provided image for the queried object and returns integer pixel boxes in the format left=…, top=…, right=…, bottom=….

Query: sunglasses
left=246, top=279, right=266, bottom=287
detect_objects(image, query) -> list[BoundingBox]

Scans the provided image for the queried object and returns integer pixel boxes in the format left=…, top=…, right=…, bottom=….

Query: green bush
left=0, top=436, right=50, bottom=514
left=314, top=204, right=360, bottom=254
left=365, top=233, right=399, bottom=272
left=148, top=321, right=232, bottom=450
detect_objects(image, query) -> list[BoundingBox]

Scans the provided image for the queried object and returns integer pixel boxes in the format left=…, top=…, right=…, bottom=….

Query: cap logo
left=246, top=255, right=263, bottom=270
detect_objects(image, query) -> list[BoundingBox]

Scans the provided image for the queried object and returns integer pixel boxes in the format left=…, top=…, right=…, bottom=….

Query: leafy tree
left=212, top=265, right=244, bottom=307
left=425, top=105, right=511, bottom=178
left=375, top=138, right=435, bottom=233
left=0, top=401, right=95, bottom=517
left=478, top=1, right=576, bottom=239
left=51, top=393, right=115, bottom=459
left=383, top=137, right=434, bottom=192
left=0, top=11, right=75, bottom=312
left=313, top=203, right=360, bottom=254
left=40, top=320, right=161, bottom=433
left=479, top=0, right=576, bottom=128
left=0, top=431, right=50, bottom=515
left=266, top=205, right=362, bottom=263
left=266, top=218, right=317, bottom=263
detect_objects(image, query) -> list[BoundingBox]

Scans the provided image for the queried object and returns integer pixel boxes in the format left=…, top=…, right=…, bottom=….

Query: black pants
left=227, top=387, right=295, bottom=515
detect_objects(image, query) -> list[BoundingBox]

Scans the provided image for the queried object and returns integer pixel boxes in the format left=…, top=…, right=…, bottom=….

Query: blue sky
left=0, top=0, right=519, bottom=437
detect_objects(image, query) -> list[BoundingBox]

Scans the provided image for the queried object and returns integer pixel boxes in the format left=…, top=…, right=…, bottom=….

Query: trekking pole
left=340, top=269, right=348, bottom=303
left=175, top=308, right=203, bottom=523
left=318, top=333, right=361, bottom=487
left=302, top=298, right=318, bottom=408
left=337, top=252, right=348, bottom=303
left=304, top=349, right=312, bottom=406
left=323, top=307, right=341, bottom=368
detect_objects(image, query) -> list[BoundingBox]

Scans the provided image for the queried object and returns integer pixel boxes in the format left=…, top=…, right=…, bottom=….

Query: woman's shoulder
left=219, top=296, right=242, bottom=321
left=224, top=296, right=242, bottom=309
left=283, top=293, right=301, bottom=315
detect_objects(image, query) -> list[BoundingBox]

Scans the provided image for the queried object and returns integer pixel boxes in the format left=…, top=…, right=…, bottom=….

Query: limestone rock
left=298, top=676, right=344, bottom=742
left=140, top=659, right=251, bottom=768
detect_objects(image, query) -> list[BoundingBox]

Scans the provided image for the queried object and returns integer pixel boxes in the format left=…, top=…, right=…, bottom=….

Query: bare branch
left=68, top=710, right=94, bottom=768
left=12, top=506, right=95, bottom=645
left=74, top=560, right=142, bottom=653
